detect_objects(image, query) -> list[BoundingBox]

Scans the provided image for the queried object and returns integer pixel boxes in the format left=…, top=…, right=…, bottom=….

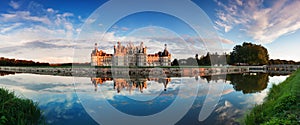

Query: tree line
left=268, top=59, right=300, bottom=65
left=0, top=57, right=49, bottom=66
left=171, top=52, right=226, bottom=66
left=172, top=42, right=300, bottom=66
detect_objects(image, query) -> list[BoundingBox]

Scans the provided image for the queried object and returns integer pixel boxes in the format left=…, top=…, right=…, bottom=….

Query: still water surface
left=0, top=72, right=287, bottom=125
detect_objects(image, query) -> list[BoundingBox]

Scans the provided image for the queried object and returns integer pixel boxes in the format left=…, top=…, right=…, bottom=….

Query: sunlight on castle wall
left=91, top=42, right=171, bottom=66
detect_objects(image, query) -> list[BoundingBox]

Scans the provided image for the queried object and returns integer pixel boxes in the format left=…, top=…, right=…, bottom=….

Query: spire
left=117, top=41, right=121, bottom=47
left=140, top=42, right=144, bottom=48
left=114, top=45, right=116, bottom=54
left=94, top=43, right=98, bottom=50
left=164, top=44, right=167, bottom=50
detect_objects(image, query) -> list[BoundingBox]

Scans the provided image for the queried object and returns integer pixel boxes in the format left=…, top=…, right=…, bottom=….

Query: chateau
left=91, top=42, right=171, bottom=66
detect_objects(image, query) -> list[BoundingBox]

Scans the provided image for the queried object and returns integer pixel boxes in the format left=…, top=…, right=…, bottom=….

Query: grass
left=244, top=69, right=300, bottom=125
left=0, top=88, right=45, bottom=125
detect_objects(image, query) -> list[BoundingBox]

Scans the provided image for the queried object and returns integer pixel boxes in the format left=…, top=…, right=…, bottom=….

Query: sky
left=0, top=0, right=299, bottom=63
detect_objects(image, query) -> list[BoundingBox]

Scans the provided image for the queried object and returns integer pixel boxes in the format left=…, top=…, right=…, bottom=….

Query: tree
left=186, top=57, right=198, bottom=66
left=269, top=59, right=297, bottom=65
left=171, top=59, right=179, bottom=66
left=200, top=53, right=211, bottom=66
left=229, top=42, right=269, bottom=65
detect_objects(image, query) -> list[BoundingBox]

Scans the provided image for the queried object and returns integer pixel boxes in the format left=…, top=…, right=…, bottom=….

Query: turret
left=117, top=41, right=121, bottom=48
left=94, top=43, right=98, bottom=50
left=114, top=45, right=116, bottom=54
left=164, top=44, right=167, bottom=50
left=143, top=47, right=147, bottom=54
left=140, top=42, right=145, bottom=52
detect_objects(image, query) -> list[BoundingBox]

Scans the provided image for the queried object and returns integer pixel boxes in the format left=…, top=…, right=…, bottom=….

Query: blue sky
left=0, top=0, right=299, bottom=63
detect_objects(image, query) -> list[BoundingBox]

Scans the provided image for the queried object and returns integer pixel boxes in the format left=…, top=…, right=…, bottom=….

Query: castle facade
left=91, top=42, right=171, bottom=66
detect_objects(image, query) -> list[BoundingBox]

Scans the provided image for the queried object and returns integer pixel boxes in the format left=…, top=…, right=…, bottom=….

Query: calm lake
left=0, top=71, right=288, bottom=125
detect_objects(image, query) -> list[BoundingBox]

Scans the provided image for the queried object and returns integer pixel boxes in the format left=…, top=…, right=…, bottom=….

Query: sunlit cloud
left=215, top=0, right=300, bottom=43
left=220, top=37, right=234, bottom=44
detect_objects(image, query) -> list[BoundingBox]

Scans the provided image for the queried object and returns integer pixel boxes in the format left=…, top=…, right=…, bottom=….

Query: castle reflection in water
left=91, top=77, right=171, bottom=93
left=90, top=72, right=276, bottom=94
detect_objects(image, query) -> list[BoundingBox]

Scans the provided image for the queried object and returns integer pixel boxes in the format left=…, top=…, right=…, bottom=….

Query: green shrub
left=0, top=88, right=45, bottom=125
left=262, top=117, right=292, bottom=125
left=1, top=116, right=7, bottom=125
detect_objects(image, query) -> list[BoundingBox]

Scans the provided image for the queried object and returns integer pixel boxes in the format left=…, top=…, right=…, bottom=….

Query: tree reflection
left=199, top=73, right=269, bottom=94
left=0, top=71, right=16, bottom=76
left=226, top=73, right=269, bottom=94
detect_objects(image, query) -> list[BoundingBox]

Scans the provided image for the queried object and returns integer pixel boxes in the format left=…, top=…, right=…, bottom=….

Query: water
left=0, top=72, right=288, bottom=125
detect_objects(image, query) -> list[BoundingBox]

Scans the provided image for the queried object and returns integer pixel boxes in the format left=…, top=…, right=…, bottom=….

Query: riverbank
left=0, top=88, right=44, bottom=125
left=245, top=69, right=300, bottom=125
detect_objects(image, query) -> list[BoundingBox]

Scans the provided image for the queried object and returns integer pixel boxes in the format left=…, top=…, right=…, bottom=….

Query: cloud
left=1, top=1, right=76, bottom=40
left=0, top=3, right=76, bottom=47
left=47, top=8, right=56, bottom=13
left=54, top=12, right=75, bottom=38
left=0, top=38, right=76, bottom=63
left=214, top=100, right=243, bottom=124
left=0, top=23, right=22, bottom=33
left=220, top=37, right=234, bottom=44
left=24, top=40, right=73, bottom=49
left=215, top=0, right=300, bottom=43
left=62, top=12, right=74, bottom=17
left=39, top=57, right=74, bottom=64
left=0, top=39, right=73, bottom=52
left=215, top=20, right=232, bottom=33
left=121, top=27, right=129, bottom=31
left=9, top=1, right=20, bottom=9
left=0, top=46, right=17, bottom=53
left=85, top=18, right=96, bottom=24
left=0, top=25, right=67, bottom=47
left=1, top=11, right=51, bottom=25
left=65, top=23, right=74, bottom=38
left=235, top=0, right=243, bottom=6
